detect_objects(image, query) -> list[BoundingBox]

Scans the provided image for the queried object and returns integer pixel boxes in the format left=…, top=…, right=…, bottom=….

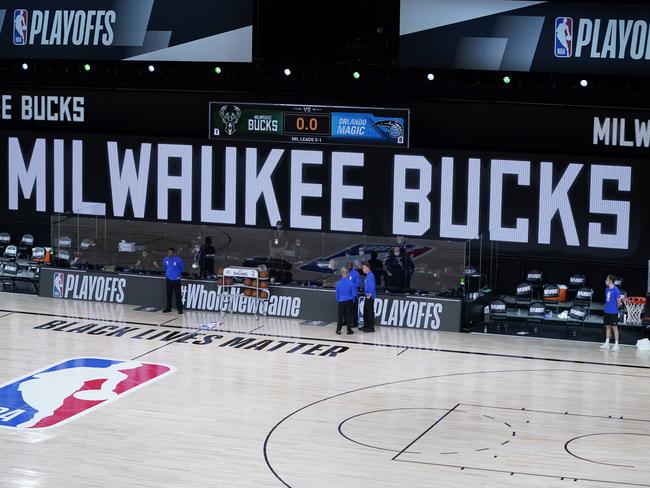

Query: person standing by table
left=162, top=248, right=184, bottom=314
left=336, top=267, right=355, bottom=335
left=384, top=247, right=403, bottom=292
left=347, top=260, right=362, bottom=327
left=403, top=249, right=415, bottom=290
left=368, top=251, right=384, bottom=289
left=360, top=262, right=376, bottom=332
left=269, top=220, right=288, bottom=259
left=600, top=274, right=622, bottom=351
left=196, top=236, right=216, bottom=278
left=135, top=250, right=159, bottom=272
left=291, top=238, right=307, bottom=264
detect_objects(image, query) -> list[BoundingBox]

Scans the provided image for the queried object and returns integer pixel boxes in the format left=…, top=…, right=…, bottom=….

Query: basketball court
left=1, top=293, right=648, bottom=488
left=4, top=0, right=650, bottom=487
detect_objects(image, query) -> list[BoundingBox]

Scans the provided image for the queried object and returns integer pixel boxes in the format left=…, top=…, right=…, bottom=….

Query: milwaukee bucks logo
left=219, top=105, right=242, bottom=135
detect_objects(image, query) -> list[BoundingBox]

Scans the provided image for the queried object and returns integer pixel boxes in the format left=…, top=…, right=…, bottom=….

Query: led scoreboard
left=209, top=102, right=410, bottom=147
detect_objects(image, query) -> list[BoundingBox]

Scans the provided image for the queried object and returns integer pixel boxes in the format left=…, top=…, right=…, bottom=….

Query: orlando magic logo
left=372, top=120, right=404, bottom=140
left=219, top=105, right=242, bottom=136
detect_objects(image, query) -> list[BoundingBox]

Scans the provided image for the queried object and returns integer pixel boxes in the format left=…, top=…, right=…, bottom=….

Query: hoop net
left=624, top=296, right=646, bottom=324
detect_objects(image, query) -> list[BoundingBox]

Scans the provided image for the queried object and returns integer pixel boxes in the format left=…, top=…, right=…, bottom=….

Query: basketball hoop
left=623, top=296, right=646, bottom=324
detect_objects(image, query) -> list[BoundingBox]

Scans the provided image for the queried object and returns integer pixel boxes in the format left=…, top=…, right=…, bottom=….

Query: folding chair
left=568, top=273, right=586, bottom=299
left=0, top=232, right=10, bottom=255
left=527, top=302, right=546, bottom=335
left=3, top=245, right=18, bottom=261
left=80, top=238, right=95, bottom=250
left=569, top=273, right=585, bottom=287
left=27, top=247, right=45, bottom=291
left=56, top=236, right=72, bottom=250
left=29, top=247, right=45, bottom=266
left=18, top=234, right=34, bottom=259
left=515, top=282, right=533, bottom=313
left=0, top=261, right=18, bottom=291
left=489, top=299, right=508, bottom=333
left=566, top=305, right=587, bottom=338
left=543, top=284, right=561, bottom=315
left=55, top=249, right=71, bottom=268
left=527, top=270, right=543, bottom=298
left=574, top=287, right=594, bottom=317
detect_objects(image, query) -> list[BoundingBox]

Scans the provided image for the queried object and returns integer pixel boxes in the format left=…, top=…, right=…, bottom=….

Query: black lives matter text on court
left=33, top=320, right=350, bottom=357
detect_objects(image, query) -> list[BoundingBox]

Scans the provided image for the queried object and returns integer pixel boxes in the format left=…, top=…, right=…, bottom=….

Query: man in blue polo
left=360, top=262, right=376, bottom=332
left=347, top=260, right=362, bottom=327
left=335, top=267, right=356, bottom=335
left=600, top=274, right=622, bottom=351
left=162, top=247, right=184, bottom=314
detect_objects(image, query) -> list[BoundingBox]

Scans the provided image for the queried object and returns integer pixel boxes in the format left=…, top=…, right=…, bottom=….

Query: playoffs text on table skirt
left=39, top=268, right=462, bottom=331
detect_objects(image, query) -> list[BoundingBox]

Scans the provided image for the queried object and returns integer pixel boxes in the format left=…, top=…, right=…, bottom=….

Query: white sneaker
left=612, top=344, right=620, bottom=352
left=599, top=343, right=610, bottom=349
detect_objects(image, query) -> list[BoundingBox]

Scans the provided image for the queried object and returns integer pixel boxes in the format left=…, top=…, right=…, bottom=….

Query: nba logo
left=555, top=17, right=573, bottom=58
left=13, top=9, right=28, bottom=46
left=53, top=272, right=65, bottom=298
left=0, top=358, right=175, bottom=429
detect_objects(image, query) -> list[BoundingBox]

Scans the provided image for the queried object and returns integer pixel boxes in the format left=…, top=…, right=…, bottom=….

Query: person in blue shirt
left=600, top=274, right=622, bottom=351
left=347, top=261, right=362, bottom=327
left=360, top=262, right=376, bottom=333
left=335, top=267, right=356, bottom=335
left=162, top=247, right=184, bottom=314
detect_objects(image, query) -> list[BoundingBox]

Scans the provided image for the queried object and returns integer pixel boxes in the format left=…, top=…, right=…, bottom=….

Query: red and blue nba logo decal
left=555, top=17, right=573, bottom=58
left=53, top=272, right=65, bottom=298
left=13, top=9, right=29, bottom=46
left=0, top=358, right=175, bottom=429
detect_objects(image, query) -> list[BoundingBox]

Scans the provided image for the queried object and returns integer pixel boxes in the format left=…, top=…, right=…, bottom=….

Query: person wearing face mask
left=291, top=238, right=306, bottom=263
left=384, top=246, right=404, bottom=292
left=196, top=236, right=216, bottom=279
left=600, top=274, right=622, bottom=351
left=269, top=220, right=288, bottom=259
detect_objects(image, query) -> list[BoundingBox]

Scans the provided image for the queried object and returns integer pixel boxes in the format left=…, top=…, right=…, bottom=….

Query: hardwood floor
left=0, top=292, right=648, bottom=488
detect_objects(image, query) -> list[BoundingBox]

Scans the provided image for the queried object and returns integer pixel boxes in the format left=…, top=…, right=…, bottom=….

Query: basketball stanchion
left=623, top=296, right=646, bottom=325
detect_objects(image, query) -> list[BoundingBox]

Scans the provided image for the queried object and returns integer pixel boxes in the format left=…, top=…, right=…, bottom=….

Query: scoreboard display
left=209, top=102, right=410, bottom=147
